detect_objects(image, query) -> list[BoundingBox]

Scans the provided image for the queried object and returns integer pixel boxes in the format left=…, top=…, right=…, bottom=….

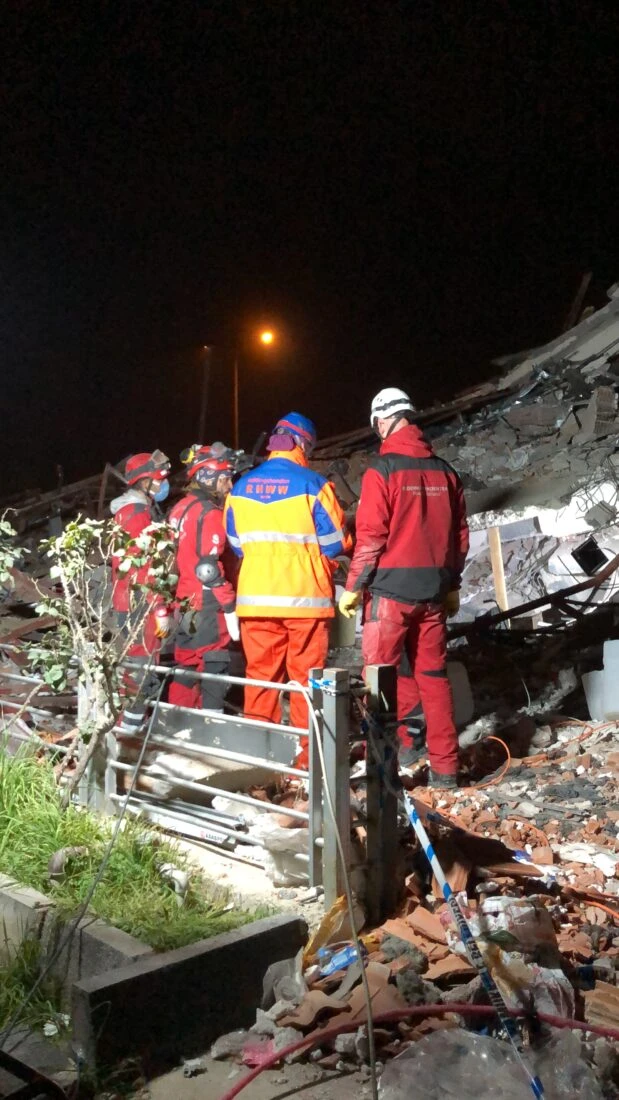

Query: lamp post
left=232, top=352, right=240, bottom=450
left=232, top=330, right=277, bottom=449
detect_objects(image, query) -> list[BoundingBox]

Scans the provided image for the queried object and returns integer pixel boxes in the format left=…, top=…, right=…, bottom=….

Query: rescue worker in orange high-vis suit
left=224, top=413, right=352, bottom=766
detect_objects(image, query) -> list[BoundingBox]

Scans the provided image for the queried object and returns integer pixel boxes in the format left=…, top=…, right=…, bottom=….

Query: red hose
left=218, top=1003, right=619, bottom=1100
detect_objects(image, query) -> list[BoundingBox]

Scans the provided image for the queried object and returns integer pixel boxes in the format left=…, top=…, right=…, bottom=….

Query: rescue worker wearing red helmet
left=339, top=388, right=469, bottom=789
left=168, top=444, right=238, bottom=712
left=224, top=413, right=352, bottom=767
left=110, top=449, right=172, bottom=732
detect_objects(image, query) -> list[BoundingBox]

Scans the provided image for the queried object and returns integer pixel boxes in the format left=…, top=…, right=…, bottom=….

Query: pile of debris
left=210, top=708, right=619, bottom=1096
left=314, top=280, right=619, bottom=622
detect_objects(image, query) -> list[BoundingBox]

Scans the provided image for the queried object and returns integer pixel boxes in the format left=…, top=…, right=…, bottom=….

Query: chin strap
left=382, top=415, right=407, bottom=439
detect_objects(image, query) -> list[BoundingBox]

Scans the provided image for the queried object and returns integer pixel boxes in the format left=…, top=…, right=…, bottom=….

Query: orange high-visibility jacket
left=223, top=448, right=352, bottom=618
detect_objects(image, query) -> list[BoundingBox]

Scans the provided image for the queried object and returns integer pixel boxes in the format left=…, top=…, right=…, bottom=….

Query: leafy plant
left=29, top=516, right=176, bottom=692
left=24, top=515, right=178, bottom=805
left=0, top=516, right=24, bottom=586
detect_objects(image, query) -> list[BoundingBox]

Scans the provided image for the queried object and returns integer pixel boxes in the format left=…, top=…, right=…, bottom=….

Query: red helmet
left=181, top=443, right=234, bottom=482
left=124, top=450, right=170, bottom=485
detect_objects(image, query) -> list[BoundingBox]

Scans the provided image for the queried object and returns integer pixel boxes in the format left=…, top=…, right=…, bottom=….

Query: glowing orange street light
left=232, top=328, right=277, bottom=448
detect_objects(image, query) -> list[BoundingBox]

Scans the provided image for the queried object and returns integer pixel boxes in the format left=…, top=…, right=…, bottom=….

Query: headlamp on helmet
left=181, top=443, right=234, bottom=485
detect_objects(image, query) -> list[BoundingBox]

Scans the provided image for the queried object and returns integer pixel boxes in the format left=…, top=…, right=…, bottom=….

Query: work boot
left=398, top=722, right=427, bottom=770
left=428, top=769, right=458, bottom=790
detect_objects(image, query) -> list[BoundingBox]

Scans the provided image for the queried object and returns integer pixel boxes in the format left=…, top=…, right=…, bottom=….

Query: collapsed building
left=1, top=284, right=619, bottom=1092
left=314, top=279, right=619, bottom=630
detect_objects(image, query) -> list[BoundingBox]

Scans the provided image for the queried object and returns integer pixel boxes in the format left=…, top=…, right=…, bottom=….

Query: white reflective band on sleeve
left=227, top=534, right=241, bottom=548
left=237, top=595, right=333, bottom=608
left=238, top=531, right=318, bottom=545
left=317, top=529, right=344, bottom=547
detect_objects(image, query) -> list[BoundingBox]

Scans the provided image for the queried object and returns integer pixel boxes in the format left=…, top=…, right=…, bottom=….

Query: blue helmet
left=271, top=412, right=317, bottom=452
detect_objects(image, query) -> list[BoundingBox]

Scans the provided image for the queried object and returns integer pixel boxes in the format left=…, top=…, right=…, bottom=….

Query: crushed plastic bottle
left=378, top=1028, right=602, bottom=1100
left=317, top=941, right=367, bottom=977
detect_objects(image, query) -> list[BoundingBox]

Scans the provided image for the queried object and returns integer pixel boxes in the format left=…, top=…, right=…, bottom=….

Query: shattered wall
left=314, top=282, right=619, bottom=623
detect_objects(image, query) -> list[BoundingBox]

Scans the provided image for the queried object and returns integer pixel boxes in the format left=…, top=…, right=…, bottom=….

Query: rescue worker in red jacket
left=224, top=413, right=352, bottom=767
left=339, top=388, right=469, bottom=788
left=168, top=444, right=239, bottom=712
left=110, top=449, right=172, bottom=731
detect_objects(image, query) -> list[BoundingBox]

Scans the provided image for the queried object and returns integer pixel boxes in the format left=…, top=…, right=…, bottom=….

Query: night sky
left=2, top=3, right=618, bottom=494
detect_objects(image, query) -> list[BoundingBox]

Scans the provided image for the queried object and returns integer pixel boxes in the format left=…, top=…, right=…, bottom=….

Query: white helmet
left=370, top=387, right=415, bottom=427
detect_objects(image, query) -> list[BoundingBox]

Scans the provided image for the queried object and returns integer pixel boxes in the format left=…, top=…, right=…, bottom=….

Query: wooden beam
left=450, top=551, right=619, bottom=637
left=488, top=526, right=509, bottom=616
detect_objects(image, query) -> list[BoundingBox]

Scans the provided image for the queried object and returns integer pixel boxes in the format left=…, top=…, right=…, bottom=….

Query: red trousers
left=240, top=617, right=330, bottom=766
left=362, top=596, right=458, bottom=775
left=167, top=654, right=230, bottom=710
left=168, top=606, right=230, bottom=711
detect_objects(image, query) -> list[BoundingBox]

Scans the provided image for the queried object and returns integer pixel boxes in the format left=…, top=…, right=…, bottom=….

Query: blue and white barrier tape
left=403, top=792, right=544, bottom=1098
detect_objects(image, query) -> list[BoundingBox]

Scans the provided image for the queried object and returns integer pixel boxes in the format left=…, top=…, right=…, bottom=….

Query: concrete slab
left=72, top=913, right=308, bottom=1075
left=0, top=1029, right=75, bottom=1097
left=174, top=839, right=325, bottom=932
left=80, top=916, right=153, bottom=975
left=0, top=875, right=53, bottom=962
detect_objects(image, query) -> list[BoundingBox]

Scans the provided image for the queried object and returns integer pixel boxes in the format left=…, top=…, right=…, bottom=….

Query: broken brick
left=531, top=846, right=555, bottom=866
left=404, top=908, right=448, bottom=944
left=425, top=954, right=477, bottom=982
left=583, top=981, right=619, bottom=1029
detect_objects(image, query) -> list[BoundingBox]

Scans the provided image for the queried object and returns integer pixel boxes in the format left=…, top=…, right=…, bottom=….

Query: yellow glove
left=443, top=590, right=460, bottom=618
left=338, top=590, right=361, bottom=618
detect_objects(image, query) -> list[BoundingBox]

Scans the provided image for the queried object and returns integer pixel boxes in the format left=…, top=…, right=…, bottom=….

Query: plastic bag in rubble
left=249, top=816, right=309, bottom=887
left=441, top=894, right=558, bottom=955
left=481, top=943, right=575, bottom=1017
left=262, top=948, right=306, bottom=1009
left=439, top=893, right=573, bottom=1017
left=378, top=1028, right=602, bottom=1100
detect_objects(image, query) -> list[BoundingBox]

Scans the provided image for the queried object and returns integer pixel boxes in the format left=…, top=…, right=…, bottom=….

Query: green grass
left=0, top=748, right=255, bottom=952
left=0, top=937, right=63, bottom=1032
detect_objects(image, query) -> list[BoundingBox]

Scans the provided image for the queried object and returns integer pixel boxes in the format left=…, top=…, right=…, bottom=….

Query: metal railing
left=0, top=656, right=400, bottom=918
left=96, top=662, right=356, bottom=908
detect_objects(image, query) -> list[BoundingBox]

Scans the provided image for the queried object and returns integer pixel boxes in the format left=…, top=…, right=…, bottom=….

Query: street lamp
left=232, top=328, right=277, bottom=449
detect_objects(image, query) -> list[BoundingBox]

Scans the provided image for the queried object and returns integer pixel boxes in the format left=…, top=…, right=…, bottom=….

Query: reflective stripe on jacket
left=224, top=447, right=352, bottom=618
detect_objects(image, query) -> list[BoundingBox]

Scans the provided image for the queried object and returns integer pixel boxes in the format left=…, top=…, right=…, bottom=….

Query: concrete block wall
left=72, top=913, right=308, bottom=1073
left=0, top=873, right=54, bottom=963
left=0, top=873, right=153, bottom=1002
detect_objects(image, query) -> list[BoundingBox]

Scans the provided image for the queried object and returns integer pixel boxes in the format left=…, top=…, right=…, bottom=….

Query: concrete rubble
left=197, top=285, right=619, bottom=1095
left=314, top=280, right=619, bottom=624
left=209, top=705, right=619, bottom=1093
